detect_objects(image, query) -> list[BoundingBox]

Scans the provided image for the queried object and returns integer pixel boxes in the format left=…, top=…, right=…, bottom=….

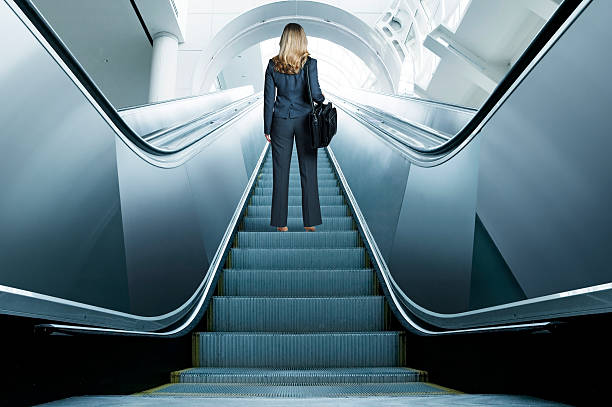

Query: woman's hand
left=265, top=134, right=271, bottom=143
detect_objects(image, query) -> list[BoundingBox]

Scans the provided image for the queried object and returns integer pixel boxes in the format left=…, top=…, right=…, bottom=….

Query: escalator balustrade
left=137, top=146, right=458, bottom=397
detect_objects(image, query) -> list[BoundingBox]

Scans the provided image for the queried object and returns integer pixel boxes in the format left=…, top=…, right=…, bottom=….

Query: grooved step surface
left=211, top=297, right=384, bottom=332
left=230, top=248, right=365, bottom=269
left=249, top=195, right=344, bottom=206
left=133, top=147, right=457, bottom=399
left=143, top=382, right=453, bottom=397
left=260, top=169, right=335, bottom=175
left=194, top=332, right=401, bottom=368
left=258, top=173, right=337, bottom=180
left=171, top=367, right=426, bottom=384
left=221, top=269, right=375, bottom=297
left=236, top=231, right=358, bottom=248
left=253, top=187, right=340, bottom=196
left=247, top=205, right=347, bottom=218
left=241, top=217, right=354, bottom=231
left=257, top=180, right=338, bottom=188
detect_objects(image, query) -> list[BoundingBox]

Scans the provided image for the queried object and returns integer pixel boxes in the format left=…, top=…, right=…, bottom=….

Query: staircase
left=138, top=146, right=458, bottom=398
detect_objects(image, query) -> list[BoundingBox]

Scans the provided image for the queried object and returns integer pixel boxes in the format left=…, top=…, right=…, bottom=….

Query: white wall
left=176, top=0, right=392, bottom=98
left=33, top=0, right=152, bottom=109
left=218, top=44, right=264, bottom=92
left=421, top=0, right=557, bottom=107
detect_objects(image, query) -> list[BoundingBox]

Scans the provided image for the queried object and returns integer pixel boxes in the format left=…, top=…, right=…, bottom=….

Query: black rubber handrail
left=14, top=0, right=584, bottom=160
left=338, top=0, right=585, bottom=159
left=417, top=0, right=586, bottom=157
left=142, top=93, right=261, bottom=143
left=12, top=0, right=167, bottom=155
left=13, top=0, right=260, bottom=157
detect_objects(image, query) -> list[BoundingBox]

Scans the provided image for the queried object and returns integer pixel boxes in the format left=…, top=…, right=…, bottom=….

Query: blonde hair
left=272, top=23, right=310, bottom=74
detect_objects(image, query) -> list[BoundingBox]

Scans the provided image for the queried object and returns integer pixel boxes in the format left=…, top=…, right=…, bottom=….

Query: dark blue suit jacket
left=264, top=56, right=325, bottom=135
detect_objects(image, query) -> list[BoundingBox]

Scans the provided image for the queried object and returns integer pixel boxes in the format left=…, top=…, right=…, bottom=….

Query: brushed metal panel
left=184, top=110, right=264, bottom=264
left=0, top=0, right=129, bottom=311
left=476, top=0, right=612, bottom=298
left=115, top=141, right=208, bottom=316
left=118, top=86, right=255, bottom=137
left=389, top=137, right=480, bottom=313
left=329, top=109, right=410, bottom=259
left=340, top=88, right=475, bottom=136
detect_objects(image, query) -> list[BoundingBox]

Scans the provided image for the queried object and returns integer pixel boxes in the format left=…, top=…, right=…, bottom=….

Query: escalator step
left=170, top=367, right=426, bottom=384
left=260, top=168, right=335, bottom=175
left=257, top=180, right=338, bottom=188
left=258, top=173, right=337, bottom=181
left=236, top=231, right=358, bottom=248
left=260, top=168, right=333, bottom=174
left=249, top=195, right=344, bottom=206
left=193, top=332, right=402, bottom=368
left=253, top=187, right=340, bottom=196
left=261, top=163, right=331, bottom=168
left=241, top=217, right=354, bottom=231
left=230, top=248, right=365, bottom=269
left=141, top=382, right=452, bottom=397
left=210, top=297, right=384, bottom=332
left=221, top=269, right=374, bottom=297
left=247, top=205, right=347, bottom=218
left=265, top=152, right=328, bottom=157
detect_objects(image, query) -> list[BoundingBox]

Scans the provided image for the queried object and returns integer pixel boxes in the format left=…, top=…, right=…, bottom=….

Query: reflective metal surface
left=118, top=86, right=255, bottom=138
left=3, top=0, right=610, bottom=336
left=329, top=0, right=612, bottom=329
left=337, top=87, right=475, bottom=137
left=0, top=0, right=267, bottom=330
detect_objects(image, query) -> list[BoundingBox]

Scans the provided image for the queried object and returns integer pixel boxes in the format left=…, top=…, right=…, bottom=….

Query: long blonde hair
left=272, top=23, right=310, bottom=74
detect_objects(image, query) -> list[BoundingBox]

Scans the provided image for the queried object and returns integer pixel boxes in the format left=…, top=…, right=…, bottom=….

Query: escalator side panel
left=0, top=0, right=267, bottom=330
left=388, top=136, right=481, bottom=313
left=0, top=0, right=130, bottom=312
left=475, top=0, right=612, bottom=299
left=328, top=109, right=410, bottom=261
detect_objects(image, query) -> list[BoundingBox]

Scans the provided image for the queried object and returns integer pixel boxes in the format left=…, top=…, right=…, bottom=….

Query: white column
left=148, top=32, right=178, bottom=103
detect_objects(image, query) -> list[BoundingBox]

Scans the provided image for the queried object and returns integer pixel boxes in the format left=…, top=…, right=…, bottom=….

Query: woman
left=263, top=23, right=325, bottom=232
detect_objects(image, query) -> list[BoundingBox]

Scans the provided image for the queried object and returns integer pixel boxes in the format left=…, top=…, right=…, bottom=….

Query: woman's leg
left=270, top=117, right=294, bottom=228
left=294, top=115, right=322, bottom=228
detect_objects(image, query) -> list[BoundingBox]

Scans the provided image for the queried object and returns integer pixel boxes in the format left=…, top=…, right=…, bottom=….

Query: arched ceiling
left=190, top=1, right=402, bottom=94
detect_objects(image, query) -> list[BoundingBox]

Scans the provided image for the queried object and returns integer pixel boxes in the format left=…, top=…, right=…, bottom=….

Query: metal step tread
left=257, top=180, right=338, bottom=188
left=170, top=367, right=427, bottom=384
left=260, top=169, right=335, bottom=174
left=139, top=382, right=455, bottom=397
left=249, top=195, right=344, bottom=206
left=258, top=173, right=337, bottom=178
left=235, top=231, right=358, bottom=248
left=221, top=272, right=374, bottom=296
left=241, top=217, right=354, bottom=231
left=230, top=248, right=366, bottom=269
left=247, top=205, right=347, bottom=218
left=253, top=187, right=340, bottom=196
left=210, top=296, right=384, bottom=332
left=193, top=332, right=402, bottom=368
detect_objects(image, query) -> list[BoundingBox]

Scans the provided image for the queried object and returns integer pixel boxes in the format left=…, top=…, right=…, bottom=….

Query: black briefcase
left=305, top=60, right=337, bottom=149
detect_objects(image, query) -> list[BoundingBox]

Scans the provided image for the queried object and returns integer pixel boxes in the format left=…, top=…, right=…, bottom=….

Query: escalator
left=136, top=147, right=456, bottom=397
left=2, top=0, right=612, bottom=405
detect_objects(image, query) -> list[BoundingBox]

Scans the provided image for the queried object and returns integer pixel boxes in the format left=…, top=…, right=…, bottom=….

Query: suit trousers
left=269, top=114, right=322, bottom=227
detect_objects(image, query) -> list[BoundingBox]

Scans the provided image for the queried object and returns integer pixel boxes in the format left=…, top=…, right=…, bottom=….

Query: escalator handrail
left=35, top=143, right=271, bottom=337
left=142, top=93, right=261, bottom=144
left=374, top=91, right=478, bottom=114
left=327, top=146, right=555, bottom=335
left=339, top=0, right=589, bottom=163
left=330, top=93, right=453, bottom=145
left=11, top=0, right=260, bottom=158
